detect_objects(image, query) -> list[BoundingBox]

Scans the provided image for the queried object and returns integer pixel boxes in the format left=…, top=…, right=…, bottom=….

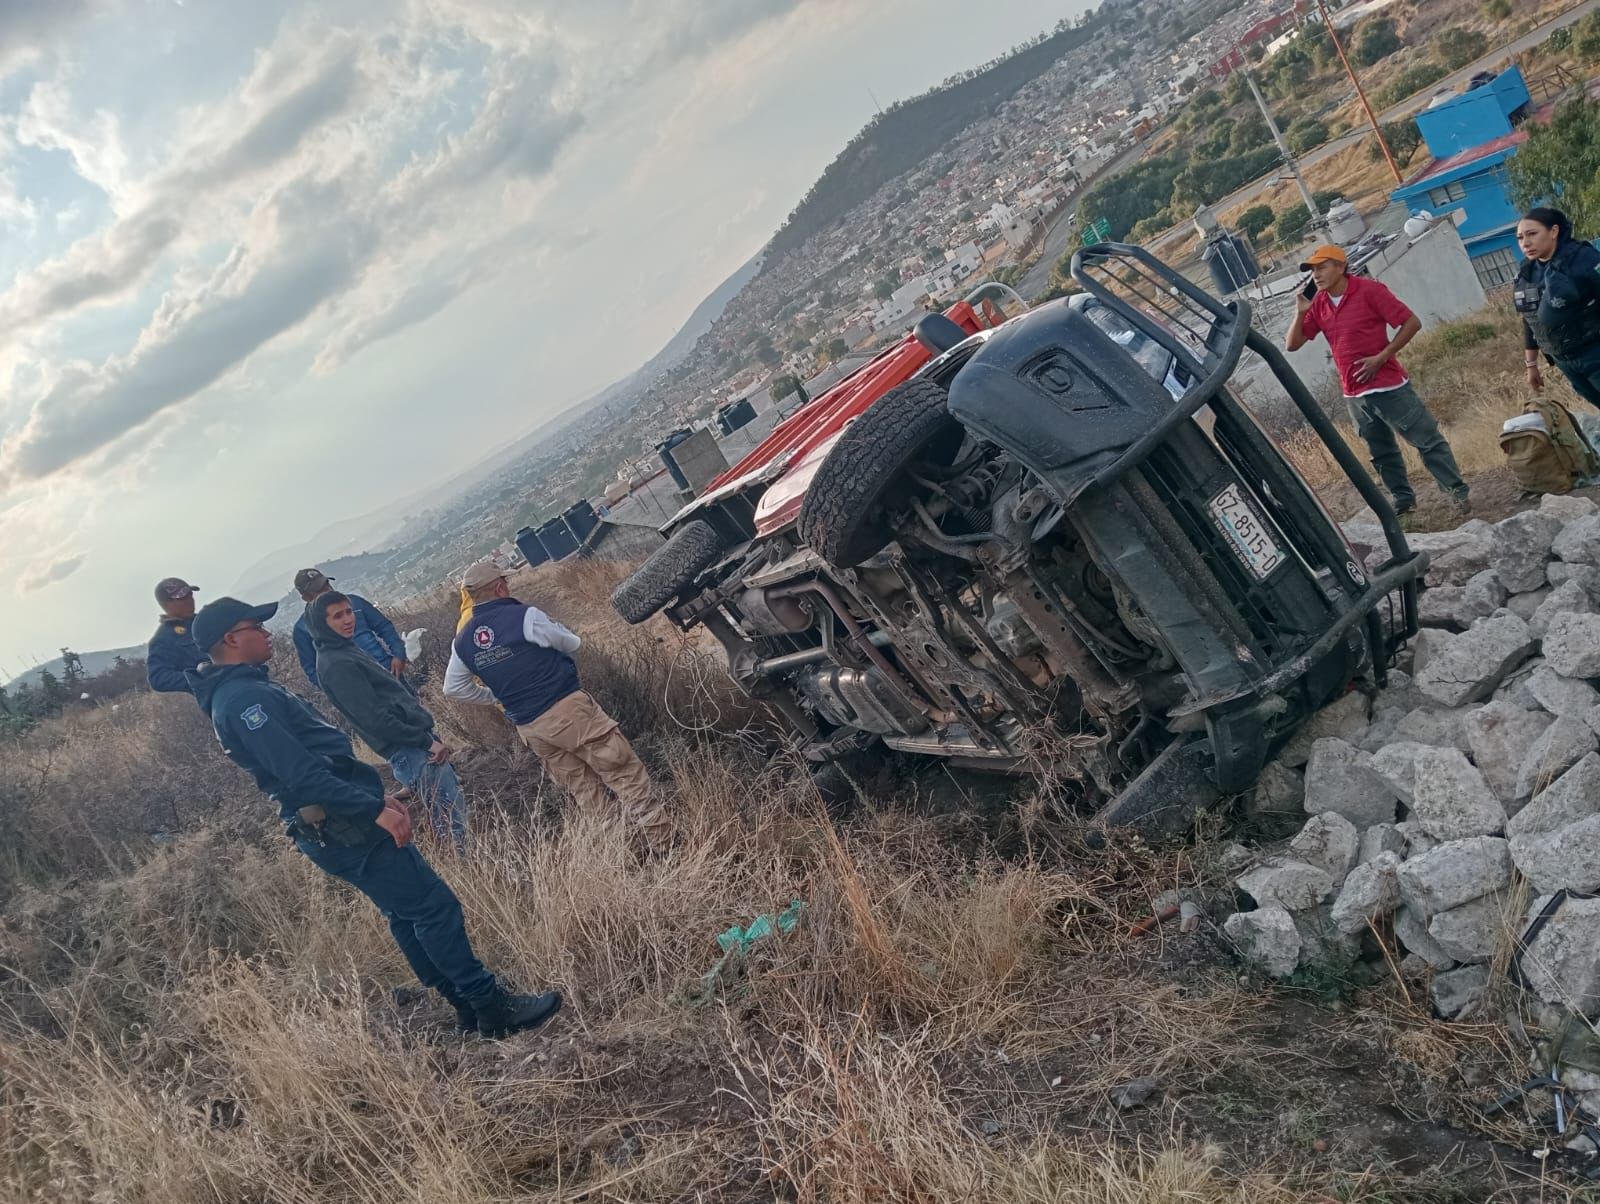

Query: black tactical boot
left=435, top=986, right=479, bottom=1035
left=472, top=987, right=563, bottom=1038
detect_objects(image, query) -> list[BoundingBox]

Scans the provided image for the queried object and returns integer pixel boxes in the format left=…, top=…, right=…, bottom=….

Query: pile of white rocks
left=1224, top=493, right=1600, bottom=1022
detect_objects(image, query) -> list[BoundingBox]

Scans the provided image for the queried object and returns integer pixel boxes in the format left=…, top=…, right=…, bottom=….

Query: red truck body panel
left=703, top=301, right=990, bottom=537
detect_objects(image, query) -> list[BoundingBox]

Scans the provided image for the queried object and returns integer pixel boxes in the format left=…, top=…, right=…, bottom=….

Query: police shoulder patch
left=241, top=703, right=269, bottom=730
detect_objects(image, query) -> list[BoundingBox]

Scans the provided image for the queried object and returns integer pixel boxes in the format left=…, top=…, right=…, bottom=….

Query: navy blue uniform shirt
left=147, top=616, right=205, bottom=694
left=189, top=661, right=385, bottom=825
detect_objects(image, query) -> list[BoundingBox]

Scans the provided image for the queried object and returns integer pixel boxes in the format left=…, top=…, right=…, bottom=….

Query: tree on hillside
left=1435, top=28, right=1488, bottom=70
left=1228, top=114, right=1270, bottom=156
left=1237, top=204, right=1276, bottom=244
left=1300, top=21, right=1336, bottom=69
left=1577, top=11, right=1600, bottom=63
left=1276, top=202, right=1313, bottom=243
left=1286, top=116, right=1329, bottom=154
left=1077, top=156, right=1184, bottom=241
left=753, top=337, right=781, bottom=368
left=1370, top=118, right=1423, bottom=165
left=1509, top=94, right=1600, bottom=241
left=771, top=374, right=803, bottom=403
left=1268, top=45, right=1313, bottom=96
left=874, top=277, right=897, bottom=300
left=1196, top=117, right=1237, bottom=159
left=1353, top=18, right=1402, bottom=67
left=36, top=668, right=69, bottom=714
left=826, top=337, right=849, bottom=362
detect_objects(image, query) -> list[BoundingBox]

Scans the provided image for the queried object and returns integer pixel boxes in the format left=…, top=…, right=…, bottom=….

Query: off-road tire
left=611, top=520, right=726, bottom=624
left=797, top=378, right=958, bottom=568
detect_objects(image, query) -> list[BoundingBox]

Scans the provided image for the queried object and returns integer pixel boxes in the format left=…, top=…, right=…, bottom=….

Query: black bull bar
left=1070, top=241, right=1425, bottom=698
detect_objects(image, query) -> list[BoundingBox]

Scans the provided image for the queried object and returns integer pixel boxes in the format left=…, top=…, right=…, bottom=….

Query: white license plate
left=1208, top=483, right=1285, bottom=580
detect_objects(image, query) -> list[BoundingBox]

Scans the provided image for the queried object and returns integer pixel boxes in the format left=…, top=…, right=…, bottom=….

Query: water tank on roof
left=1201, top=232, right=1260, bottom=296
left=716, top=397, right=757, bottom=436
left=537, top=516, right=579, bottom=561
left=1326, top=198, right=1365, bottom=244
left=656, top=428, right=694, bottom=490
left=562, top=499, right=598, bottom=543
left=515, top=526, right=550, bottom=568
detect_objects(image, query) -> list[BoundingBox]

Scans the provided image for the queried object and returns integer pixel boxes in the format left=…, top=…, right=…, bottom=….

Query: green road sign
left=1080, top=216, right=1113, bottom=247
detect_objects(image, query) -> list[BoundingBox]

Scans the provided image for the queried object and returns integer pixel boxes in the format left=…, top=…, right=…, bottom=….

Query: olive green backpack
left=1500, top=398, right=1600, bottom=495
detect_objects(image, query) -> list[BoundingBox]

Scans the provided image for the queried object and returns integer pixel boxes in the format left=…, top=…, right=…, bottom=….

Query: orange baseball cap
left=1298, top=244, right=1348, bottom=271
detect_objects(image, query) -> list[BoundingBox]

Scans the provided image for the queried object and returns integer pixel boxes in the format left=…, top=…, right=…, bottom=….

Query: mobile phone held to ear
left=1301, top=277, right=1317, bottom=301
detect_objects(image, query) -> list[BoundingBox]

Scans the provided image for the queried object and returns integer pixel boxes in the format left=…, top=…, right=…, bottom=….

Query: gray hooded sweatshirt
left=307, top=593, right=436, bottom=759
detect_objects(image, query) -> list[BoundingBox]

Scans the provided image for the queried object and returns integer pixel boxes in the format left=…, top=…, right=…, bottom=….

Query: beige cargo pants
left=517, top=691, right=670, bottom=844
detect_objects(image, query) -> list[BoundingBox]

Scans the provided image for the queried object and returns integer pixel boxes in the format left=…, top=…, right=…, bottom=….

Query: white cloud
left=18, top=551, right=87, bottom=593
left=16, top=77, right=131, bottom=204
left=0, top=0, right=825, bottom=485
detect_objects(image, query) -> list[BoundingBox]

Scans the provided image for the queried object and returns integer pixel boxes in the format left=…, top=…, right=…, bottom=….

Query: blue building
left=1391, top=67, right=1534, bottom=291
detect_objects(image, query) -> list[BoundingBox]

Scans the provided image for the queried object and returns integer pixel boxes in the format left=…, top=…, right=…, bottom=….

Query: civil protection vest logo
left=473, top=625, right=495, bottom=649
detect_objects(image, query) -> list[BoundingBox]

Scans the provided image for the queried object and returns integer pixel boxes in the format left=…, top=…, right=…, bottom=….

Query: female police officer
left=1515, top=207, right=1600, bottom=408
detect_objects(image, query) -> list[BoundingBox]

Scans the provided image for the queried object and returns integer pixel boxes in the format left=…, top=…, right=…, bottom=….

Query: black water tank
left=562, top=499, right=598, bottom=542
left=537, top=516, right=579, bottom=560
left=515, top=525, right=550, bottom=568
left=716, top=398, right=757, bottom=436
left=1202, top=232, right=1260, bottom=295
left=656, top=428, right=694, bottom=490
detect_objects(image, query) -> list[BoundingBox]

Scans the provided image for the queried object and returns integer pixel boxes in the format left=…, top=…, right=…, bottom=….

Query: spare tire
left=611, top=520, right=725, bottom=624
left=797, top=378, right=960, bottom=568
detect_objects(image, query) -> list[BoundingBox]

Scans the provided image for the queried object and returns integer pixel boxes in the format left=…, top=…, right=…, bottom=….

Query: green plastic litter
left=680, top=899, right=806, bottom=1007
left=716, top=898, right=805, bottom=955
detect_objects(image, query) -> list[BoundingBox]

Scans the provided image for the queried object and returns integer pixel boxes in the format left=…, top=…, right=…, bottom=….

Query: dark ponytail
left=1523, top=206, right=1572, bottom=241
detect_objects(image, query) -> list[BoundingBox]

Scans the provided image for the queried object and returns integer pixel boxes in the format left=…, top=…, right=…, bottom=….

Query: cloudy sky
left=0, top=0, right=1085, bottom=673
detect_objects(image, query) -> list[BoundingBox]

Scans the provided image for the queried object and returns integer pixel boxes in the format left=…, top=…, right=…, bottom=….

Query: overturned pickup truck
left=613, top=245, right=1425, bottom=832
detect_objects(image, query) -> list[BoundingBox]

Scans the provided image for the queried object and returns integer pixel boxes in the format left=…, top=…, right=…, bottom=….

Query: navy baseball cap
left=191, top=597, right=279, bottom=652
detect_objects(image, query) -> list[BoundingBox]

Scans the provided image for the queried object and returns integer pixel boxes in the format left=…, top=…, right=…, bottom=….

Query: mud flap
left=1090, top=736, right=1220, bottom=840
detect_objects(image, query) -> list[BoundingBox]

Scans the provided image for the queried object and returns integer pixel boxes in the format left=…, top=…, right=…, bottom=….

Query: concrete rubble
left=1221, top=502, right=1600, bottom=1022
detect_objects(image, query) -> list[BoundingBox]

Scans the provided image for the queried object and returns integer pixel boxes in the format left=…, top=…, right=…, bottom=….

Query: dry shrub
left=732, top=1015, right=1321, bottom=1204
left=0, top=732, right=1302, bottom=1203
left=0, top=691, right=261, bottom=888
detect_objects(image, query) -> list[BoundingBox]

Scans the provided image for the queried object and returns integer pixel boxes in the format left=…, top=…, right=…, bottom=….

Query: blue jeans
left=297, top=832, right=496, bottom=1003
left=389, top=745, right=468, bottom=850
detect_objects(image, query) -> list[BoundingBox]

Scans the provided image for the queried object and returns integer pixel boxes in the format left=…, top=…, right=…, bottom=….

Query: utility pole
left=1315, top=0, right=1403, bottom=185
left=1244, top=69, right=1321, bottom=230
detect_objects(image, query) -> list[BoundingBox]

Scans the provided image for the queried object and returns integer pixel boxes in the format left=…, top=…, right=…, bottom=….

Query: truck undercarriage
left=612, top=246, right=1426, bottom=834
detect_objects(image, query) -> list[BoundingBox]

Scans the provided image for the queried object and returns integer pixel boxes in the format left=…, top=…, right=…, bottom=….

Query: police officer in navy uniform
left=186, top=595, right=562, bottom=1039
left=1516, top=207, right=1600, bottom=409
left=147, top=577, right=205, bottom=694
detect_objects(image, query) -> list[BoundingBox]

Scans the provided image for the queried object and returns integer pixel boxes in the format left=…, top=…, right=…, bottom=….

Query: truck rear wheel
left=797, top=378, right=959, bottom=568
left=611, top=520, right=725, bottom=624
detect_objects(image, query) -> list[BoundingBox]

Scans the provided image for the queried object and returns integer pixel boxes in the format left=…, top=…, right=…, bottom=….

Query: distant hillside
left=8, top=645, right=143, bottom=691
left=639, top=249, right=764, bottom=380
left=766, top=13, right=1107, bottom=262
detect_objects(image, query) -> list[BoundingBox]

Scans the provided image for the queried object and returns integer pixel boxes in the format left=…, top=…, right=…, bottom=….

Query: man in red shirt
left=1287, top=244, right=1468, bottom=518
